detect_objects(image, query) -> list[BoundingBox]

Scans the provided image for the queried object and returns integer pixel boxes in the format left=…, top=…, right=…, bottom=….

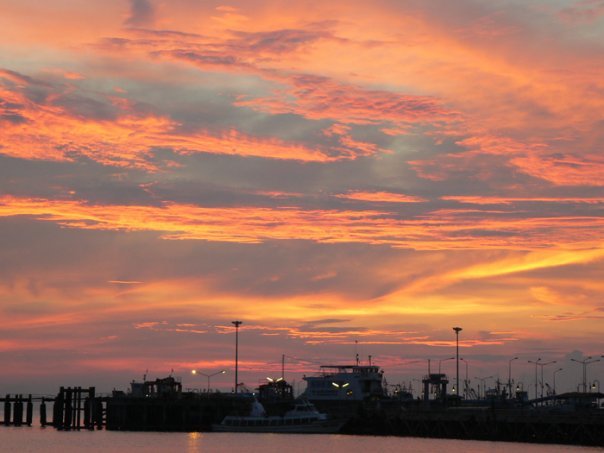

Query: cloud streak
left=1, top=0, right=604, bottom=391
left=1, top=196, right=602, bottom=251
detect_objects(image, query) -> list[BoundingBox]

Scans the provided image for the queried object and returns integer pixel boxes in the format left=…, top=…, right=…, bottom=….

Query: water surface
left=1, top=428, right=602, bottom=453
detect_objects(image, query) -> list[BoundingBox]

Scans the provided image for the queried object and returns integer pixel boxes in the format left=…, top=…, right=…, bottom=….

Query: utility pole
left=508, top=357, right=518, bottom=399
left=453, top=327, right=462, bottom=397
left=232, top=320, right=242, bottom=394
left=528, top=358, right=541, bottom=400
left=281, top=354, right=285, bottom=381
left=571, top=357, right=600, bottom=393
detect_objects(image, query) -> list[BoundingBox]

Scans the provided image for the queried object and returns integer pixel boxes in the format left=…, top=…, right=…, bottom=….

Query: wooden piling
left=76, top=387, right=81, bottom=430
left=94, top=397, right=104, bottom=429
left=40, top=398, right=47, bottom=426
left=64, top=388, right=72, bottom=430
left=54, top=388, right=64, bottom=429
left=13, top=395, right=23, bottom=426
left=87, top=387, right=95, bottom=430
left=3, top=395, right=11, bottom=426
left=26, top=394, right=33, bottom=426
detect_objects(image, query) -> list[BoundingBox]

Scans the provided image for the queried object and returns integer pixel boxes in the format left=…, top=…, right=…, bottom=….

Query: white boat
left=212, top=399, right=344, bottom=433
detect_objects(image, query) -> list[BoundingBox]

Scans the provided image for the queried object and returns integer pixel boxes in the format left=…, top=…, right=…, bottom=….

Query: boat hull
left=212, top=419, right=345, bottom=434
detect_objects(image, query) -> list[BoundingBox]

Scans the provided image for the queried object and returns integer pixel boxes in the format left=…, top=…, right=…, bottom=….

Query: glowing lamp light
left=267, top=377, right=284, bottom=383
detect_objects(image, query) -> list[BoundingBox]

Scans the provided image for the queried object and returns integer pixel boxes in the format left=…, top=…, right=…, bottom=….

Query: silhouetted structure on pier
left=52, top=387, right=100, bottom=430
left=1, top=394, right=33, bottom=426
left=2, top=374, right=604, bottom=446
left=105, top=376, right=251, bottom=431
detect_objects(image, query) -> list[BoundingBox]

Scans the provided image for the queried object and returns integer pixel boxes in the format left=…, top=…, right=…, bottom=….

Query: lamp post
left=553, top=368, right=563, bottom=395
left=508, top=357, right=518, bottom=399
left=232, top=320, right=242, bottom=394
left=537, top=360, right=556, bottom=399
left=438, top=356, right=455, bottom=374
left=192, top=369, right=226, bottom=392
left=460, top=358, right=469, bottom=399
left=571, top=356, right=600, bottom=393
left=453, top=327, right=462, bottom=397
left=528, top=358, right=541, bottom=400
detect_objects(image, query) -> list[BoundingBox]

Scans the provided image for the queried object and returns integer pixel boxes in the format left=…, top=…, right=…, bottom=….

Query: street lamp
left=438, top=357, right=455, bottom=374
left=537, top=360, right=556, bottom=399
left=460, top=358, right=469, bottom=399
left=571, top=356, right=600, bottom=393
left=453, top=327, right=462, bottom=397
left=192, top=369, right=226, bottom=392
left=553, top=368, right=563, bottom=395
left=508, top=357, right=518, bottom=399
left=232, top=320, right=243, bottom=394
left=528, top=358, right=541, bottom=400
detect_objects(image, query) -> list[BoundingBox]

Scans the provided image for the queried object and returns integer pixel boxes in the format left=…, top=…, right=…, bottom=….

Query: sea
left=0, top=429, right=602, bottom=453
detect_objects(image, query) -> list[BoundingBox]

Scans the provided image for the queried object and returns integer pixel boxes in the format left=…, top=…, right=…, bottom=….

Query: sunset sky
left=1, top=0, right=603, bottom=396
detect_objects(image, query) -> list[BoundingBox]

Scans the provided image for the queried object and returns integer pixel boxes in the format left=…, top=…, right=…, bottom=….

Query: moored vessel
left=212, top=399, right=344, bottom=433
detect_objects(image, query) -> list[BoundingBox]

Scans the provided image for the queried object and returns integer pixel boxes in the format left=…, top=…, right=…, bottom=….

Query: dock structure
left=1, top=376, right=603, bottom=447
left=344, top=404, right=604, bottom=446
left=52, top=387, right=100, bottom=430
left=105, top=376, right=251, bottom=431
left=1, top=394, right=34, bottom=426
left=422, top=373, right=449, bottom=401
left=105, top=392, right=251, bottom=431
left=340, top=391, right=604, bottom=447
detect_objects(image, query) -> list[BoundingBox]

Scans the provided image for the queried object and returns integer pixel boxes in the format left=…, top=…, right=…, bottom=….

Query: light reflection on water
left=0, top=428, right=601, bottom=453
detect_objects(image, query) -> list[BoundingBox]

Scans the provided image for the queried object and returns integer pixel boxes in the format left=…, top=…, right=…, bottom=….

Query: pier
left=1, top=376, right=603, bottom=447
left=342, top=401, right=604, bottom=446
left=105, top=376, right=251, bottom=431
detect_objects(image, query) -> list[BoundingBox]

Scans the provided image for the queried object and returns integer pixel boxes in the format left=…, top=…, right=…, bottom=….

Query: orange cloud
left=442, top=196, right=604, bottom=205
left=0, top=72, right=382, bottom=165
left=1, top=195, right=602, bottom=251
left=336, top=191, right=427, bottom=203
left=450, top=248, right=604, bottom=281
left=510, top=153, right=604, bottom=186
left=235, top=73, right=459, bottom=128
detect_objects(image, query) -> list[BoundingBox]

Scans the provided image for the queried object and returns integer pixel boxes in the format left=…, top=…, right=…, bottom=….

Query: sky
left=0, top=0, right=603, bottom=397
